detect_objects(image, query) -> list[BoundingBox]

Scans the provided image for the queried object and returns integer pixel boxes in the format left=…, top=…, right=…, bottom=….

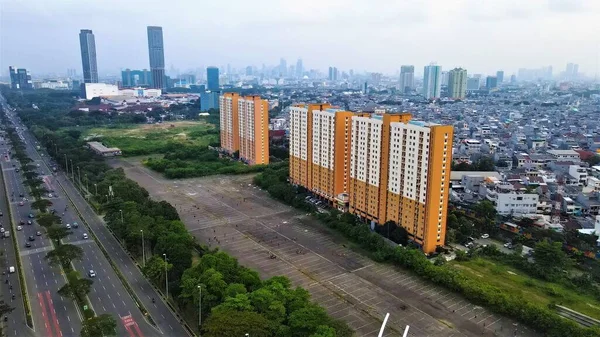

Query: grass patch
left=84, top=121, right=218, bottom=156
left=452, top=257, right=600, bottom=319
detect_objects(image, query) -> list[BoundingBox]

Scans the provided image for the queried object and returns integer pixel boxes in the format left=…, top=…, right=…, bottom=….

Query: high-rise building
left=566, top=63, right=579, bottom=79
left=8, top=66, right=33, bottom=90
left=279, top=58, right=287, bottom=77
left=219, top=93, right=269, bottom=165
left=399, top=65, right=415, bottom=93
left=200, top=91, right=219, bottom=111
left=207, top=66, right=220, bottom=91
left=441, top=71, right=449, bottom=86
left=79, top=29, right=98, bottom=83
left=296, top=59, right=303, bottom=78
left=466, top=77, right=480, bottom=91
left=423, top=64, right=442, bottom=99
left=510, top=74, right=517, bottom=84
left=121, top=69, right=152, bottom=87
left=147, top=26, right=165, bottom=89
left=328, top=66, right=339, bottom=81
left=486, top=76, right=498, bottom=89
left=447, top=68, right=467, bottom=99
left=245, top=66, right=253, bottom=76
left=290, top=109, right=453, bottom=253
left=496, top=70, right=504, bottom=84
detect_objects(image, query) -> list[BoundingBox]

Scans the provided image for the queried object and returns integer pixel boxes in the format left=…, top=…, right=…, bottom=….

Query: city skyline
left=1, top=0, right=600, bottom=77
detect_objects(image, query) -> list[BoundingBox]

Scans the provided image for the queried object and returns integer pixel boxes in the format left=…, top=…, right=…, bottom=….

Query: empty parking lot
left=112, top=158, right=539, bottom=337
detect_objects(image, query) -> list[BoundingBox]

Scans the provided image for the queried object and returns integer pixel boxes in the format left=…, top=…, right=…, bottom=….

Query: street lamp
left=198, top=285, right=202, bottom=335
left=94, top=183, right=98, bottom=196
left=69, top=159, right=74, bottom=179
left=163, top=253, right=168, bottom=298
left=140, top=230, right=145, bottom=267
left=119, top=209, right=124, bottom=225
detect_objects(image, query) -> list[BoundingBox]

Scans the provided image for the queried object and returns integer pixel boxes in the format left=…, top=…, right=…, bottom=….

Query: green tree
left=36, top=213, right=60, bottom=227
left=203, top=310, right=270, bottom=337
left=310, top=325, right=337, bottom=337
left=212, top=294, right=254, bottom=313
left=31, top=199, right=52, bottom=212
left=142, top=255, right=173, bottom=287
left=47, top=225, right=71, bottom=245
left=288, top=304, right=330, bottom=337
left=58, top=271, right=93, bottom=302
left=80, top=314, right=117, bottom=337
left=533, top=239, right=570, bottom=278
left=45, top=244, right=83, bottom=267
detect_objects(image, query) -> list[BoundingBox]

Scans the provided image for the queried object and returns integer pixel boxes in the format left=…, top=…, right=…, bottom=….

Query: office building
left=290, top=109, right=453, bottom=253
left=423, top=64, right=442, bottom=99
left=447, top=68, right=467, bottom=99
left=82, top=83, right=118, bottom=99
left=296, top=59, right=303, bottom=78
left=119, top=88, right=162, bottom=98
left=399, top=65, right=415, bottom=93
left=441, top=71, right=449, bottom=86
left=245, top=66, right=253, bottom=76
left=200, top=91, right=219, bottom=111
left=121, top=69, right=152, bottom=87
left=219, top=93, right=269, bottom=165
left=79, top=29, right=98, bottom=83
left=8, top=66, right=33, bottom=90
left=328, top=66, right=338, bottom=81
left=147, top=26, right=165, bottom=89
left=566, top=63, right=579, bottom=79
left=279, top=58, right=287, bottom=77
left=496, top=70, right=504, bottom=84
left=466, top=77, right=480, bottom=91
left=207, top=66, right=220, bottom=91
left=486, top=76, right=498, bottom=89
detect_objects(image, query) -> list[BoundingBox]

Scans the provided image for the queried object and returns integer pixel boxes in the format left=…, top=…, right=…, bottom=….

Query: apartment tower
left=448, top=68, right=467, bottom=99
left=423, top=63, right=442, bottom=99
left=219, top=93, right=269, bottom=165
left=79, top=29, right=98, bottom=83
left=147, top=26, right=165, bottom=89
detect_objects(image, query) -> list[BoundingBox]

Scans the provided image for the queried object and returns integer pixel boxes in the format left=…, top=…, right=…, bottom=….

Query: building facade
left=290, top=108, right=453, bottom=253
left=8, top=66, right=33, bottom=90
left=147, top=26, right=165, bottom=89
left=82, top=83, right=118, bottom=99
left=219, top=93, right=269, bottom=165
left=200, top=91, right=219, bottom=111
left=486, top=76, right=498, bottom=89
left=447, top=68, right=467, bottom=99
left=207, top=67, right=220, bottom=91
left=79, top=29, right=98, bottom=83
left=121, top=69, right=152, bottom=87
left=496, top=70, right=504, bottom=84
left=423, top=64, right=442, bottom=99
left=399, top=65, right=415, bottom=93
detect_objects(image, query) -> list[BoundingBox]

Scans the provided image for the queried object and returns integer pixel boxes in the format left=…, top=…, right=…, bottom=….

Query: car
left=503, top=242, right=513, bottom=249
left=73, top=222, right=79, bottom=228
left=18, top=193, right=23, bottom=198
left=481, top=234, right=490, bottom=239
left=16, top=226, right=22, bottom=231
left=88, top=270, right=96, bottom=278
left=25, top=242, right=31, bottom=248
left=35, top=231, right=41, bottom=236
left=28, top=213, right=34, bottom=218
left=36, top=164, right=40, bottom=167
left=15, top=168, right=19, bottom=172
left=26, top=220, right=32, bottom=225
left=18, top=201, right=23, bottom=206
left=65, top=224, right=71, bottom=229
left=0, top=211, right=3, bottom=216
left=0, top=228, right=5, bottom=234
left=28, top=236, right=34, bottom=242
left=82, top=233, right=88, bottom=239
left=19, top=220, right=24, bottom=225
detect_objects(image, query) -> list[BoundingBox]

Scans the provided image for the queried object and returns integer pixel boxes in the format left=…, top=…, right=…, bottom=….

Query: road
left=0, top=94, right=190, bottom=337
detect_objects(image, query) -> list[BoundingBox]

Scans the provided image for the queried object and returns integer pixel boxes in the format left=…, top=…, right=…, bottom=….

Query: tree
left=31, top=199, right=52, bottom=212
left=47, top=225, right=71, bottom=245
left=310, top=326, right=337, bottom=337
left=80, top=314, right=117, bottom=337
left=58, top=271, right=93, bottom=302
left=37, top=213, right=60, bottom=227
left=142, top=255, right=173, bottom=287
left=45, top=244, right=83, bottom=267
left=288, top=304, right=330, bottom=337
left=472, top=200, right=497, bottom=221
left=202, top=310, right=270, bottom=337
left=533, top=239, right=570, bottom=278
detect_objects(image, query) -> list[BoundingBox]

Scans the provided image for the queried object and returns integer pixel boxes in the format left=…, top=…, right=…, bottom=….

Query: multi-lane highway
left=0, top=94, right=190, bottom=337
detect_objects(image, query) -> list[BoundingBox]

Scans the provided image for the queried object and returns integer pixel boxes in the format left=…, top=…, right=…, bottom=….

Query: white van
left=4, top=231, right=10, bottom=238
left=8, top=266, right=15, bottom=273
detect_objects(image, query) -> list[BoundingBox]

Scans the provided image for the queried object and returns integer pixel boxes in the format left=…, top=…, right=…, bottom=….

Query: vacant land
left=110, top=157, right=540, bottom=337
left=453, top=257, right=600, bottom=320
left=85, top=121, right=218, bottom=156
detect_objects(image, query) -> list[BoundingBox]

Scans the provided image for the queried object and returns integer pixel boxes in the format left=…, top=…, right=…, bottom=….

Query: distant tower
left=399, top=65, right=415, bottom=93
left=296, top=59, right=303, bottom=78
left=207, top=66, right=220, bottom=91
left=448, top=68, right=467, bottom=99
left=423, top=63, right=442, bottom=99
left=496, top=70, right=504, bottom=84
left=79, top=29, right=98, bottom=83
left=147, top=26, right=165, bottom=89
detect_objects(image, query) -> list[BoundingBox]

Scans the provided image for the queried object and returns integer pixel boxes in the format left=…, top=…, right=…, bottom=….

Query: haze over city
left=1, top=0, right=600, bottom=76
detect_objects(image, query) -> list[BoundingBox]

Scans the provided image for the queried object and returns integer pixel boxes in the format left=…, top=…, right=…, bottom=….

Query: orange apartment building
left=290, top=107, right=453, bottom=253
left=219, top=93, right=269, bottom=165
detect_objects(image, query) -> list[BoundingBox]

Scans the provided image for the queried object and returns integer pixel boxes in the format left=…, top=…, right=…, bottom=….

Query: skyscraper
left=448, top=68, right=467, bottom=99
left=441, top=71, right=449, bottom=86
left=121, top=69, right=152, bottom=87
left=486, top=76, right=498, bottom=89
left=496, top=70, right=504, bottom=84
left=147, top=26, right=165, bottom=89
left=423, top=64, right=442, bottom=99
left=279, top=58, right=287, bottom=77
left=8, top=66, right=33, bottom=90
left=467, top=77, right=480, bottom=91
left=79, top=29, right=98, bottom=83
left=296, top=59, right=303, bottom=78
left=207, top=66, right=220, bottom=91
left=399, top=65, right=415, bottom=93
left=328, top=67, right=333, bottom=81
left=566, top=63, right=579, bottom=79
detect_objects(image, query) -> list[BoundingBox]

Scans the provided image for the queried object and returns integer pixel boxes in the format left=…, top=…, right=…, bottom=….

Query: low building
left=119, top=87, right=162, bottom=97
left=547, top=149, right=581, bottom=162
left=82, top=83, right=119, bottom=99
left=87, top=141, right=122, bottom=157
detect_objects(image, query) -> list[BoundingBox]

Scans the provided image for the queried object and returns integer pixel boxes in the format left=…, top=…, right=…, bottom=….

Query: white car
left=82, top=233, right=88, bottom=239
left=0, top=228, right=4, bottom=233
left=481, top=234, right=490, bottom=239
left=65, top=224, right=71, bottom=229
left=16, top=226, right=22, bottom=231
left=88, top=270, right=96, bottom=278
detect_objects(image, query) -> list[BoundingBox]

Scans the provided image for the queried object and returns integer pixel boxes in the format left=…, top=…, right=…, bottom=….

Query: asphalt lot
left=113, top=157, right=541, bottom=337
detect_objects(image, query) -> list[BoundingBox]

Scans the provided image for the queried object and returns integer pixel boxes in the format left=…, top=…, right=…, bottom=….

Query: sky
left=1, top=0, right=599, bottom=78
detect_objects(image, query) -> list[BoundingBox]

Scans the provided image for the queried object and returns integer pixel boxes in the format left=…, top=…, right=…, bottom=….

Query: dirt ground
left=110, top=157, right=540, bottom=337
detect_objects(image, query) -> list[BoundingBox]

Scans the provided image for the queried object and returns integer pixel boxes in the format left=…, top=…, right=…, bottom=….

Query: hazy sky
left=1, top=0, right=599, bottom=77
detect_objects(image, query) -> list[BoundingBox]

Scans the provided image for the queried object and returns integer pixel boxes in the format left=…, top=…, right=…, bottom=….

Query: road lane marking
left=37, top=292, right=54, bottom=337
left=46, top=291, right=63, bottom=337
